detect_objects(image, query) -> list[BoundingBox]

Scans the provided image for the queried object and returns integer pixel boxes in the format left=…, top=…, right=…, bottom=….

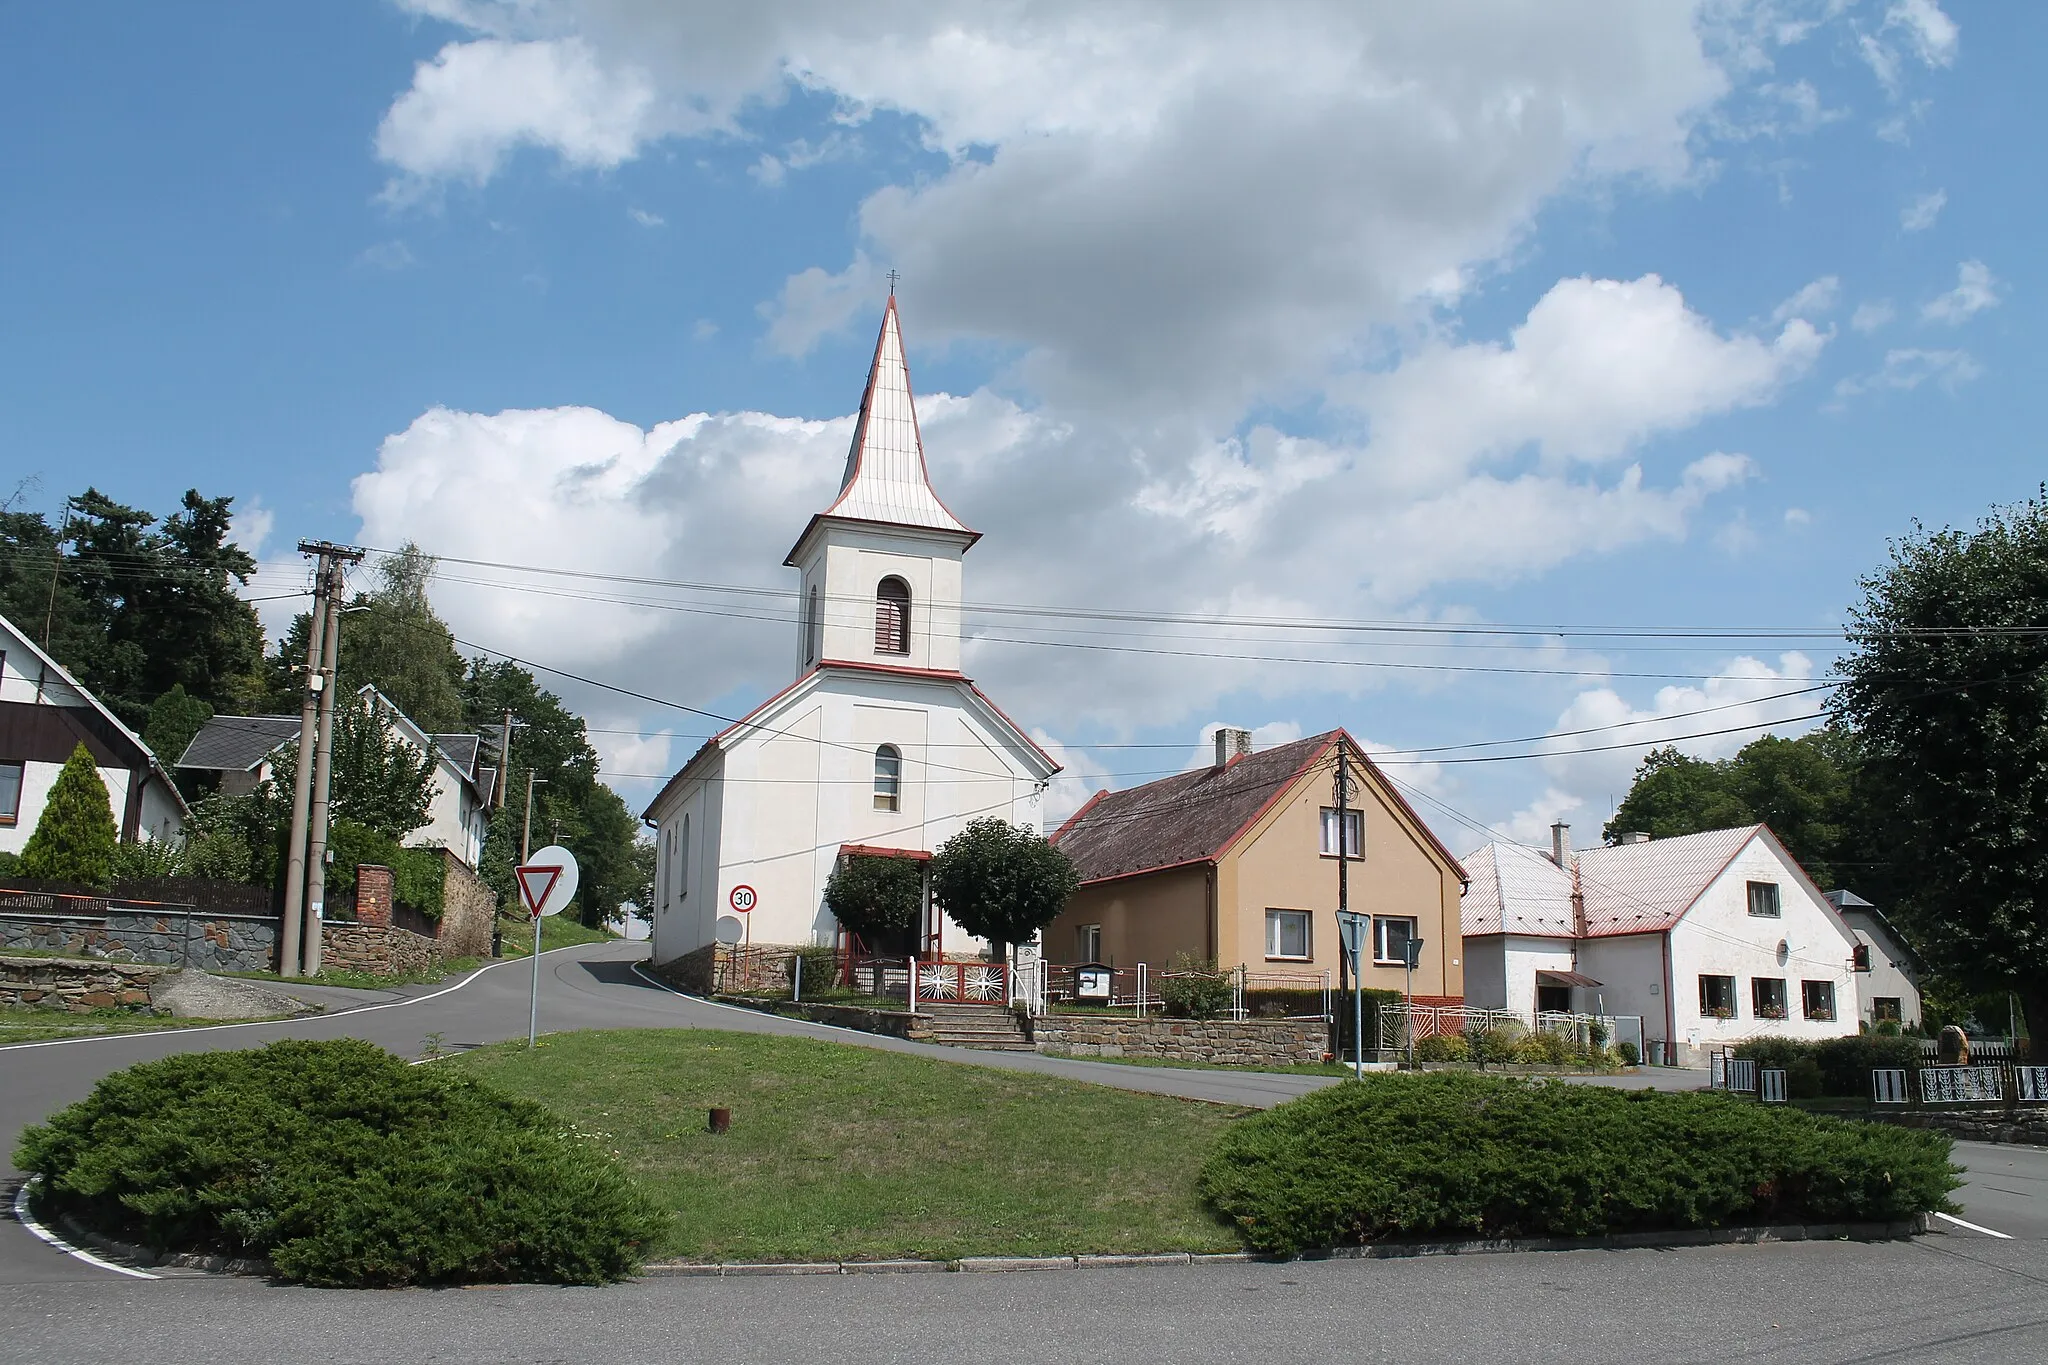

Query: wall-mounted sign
left=1075, top=963, right=1113, bottom=1001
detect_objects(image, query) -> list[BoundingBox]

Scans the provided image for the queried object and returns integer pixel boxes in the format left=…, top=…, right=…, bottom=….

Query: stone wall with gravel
left=319, top=922, right=440, bottom=978
left=1882, top=1110, right=2048, bottom=1147
left=0, top=907, right=278, bottom=972
left=1033, top=1014, right=1328, bottom=1066
left=0, top=953, right=171, bottom=1012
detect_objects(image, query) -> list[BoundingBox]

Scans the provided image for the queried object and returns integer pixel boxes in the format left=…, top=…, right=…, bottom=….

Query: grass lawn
left=0, top=1008, right=284, bottom=1046
left=451, top=1028, right=1244, bottom=1263
left=1041, top=1051, right=1357, bottom=1078
left=492, top=916, right=618, bottom=957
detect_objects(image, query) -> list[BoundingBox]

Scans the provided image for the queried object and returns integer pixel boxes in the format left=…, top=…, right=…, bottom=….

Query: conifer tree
left=20, top=744, right=119, bottom=887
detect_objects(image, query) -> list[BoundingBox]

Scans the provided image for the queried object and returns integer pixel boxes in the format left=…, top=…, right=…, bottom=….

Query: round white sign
left=714, top=915, right=746, bottom=946
left=515, top=844, right=581, bottom=919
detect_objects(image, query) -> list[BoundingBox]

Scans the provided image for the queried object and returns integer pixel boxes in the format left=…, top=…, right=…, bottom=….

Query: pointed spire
left=822, top=296, right=973, bottom=536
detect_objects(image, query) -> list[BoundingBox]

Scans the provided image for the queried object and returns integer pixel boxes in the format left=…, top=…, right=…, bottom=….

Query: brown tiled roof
left=1051, top=733, right=1341, bottom=883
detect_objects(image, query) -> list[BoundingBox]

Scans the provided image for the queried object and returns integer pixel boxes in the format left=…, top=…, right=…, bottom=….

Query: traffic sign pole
left=530, top=910, right=542, bottom=1049
left=514, top=847, right=579, bottom=1051
left=1336, top=911, right=1368, bottom=1080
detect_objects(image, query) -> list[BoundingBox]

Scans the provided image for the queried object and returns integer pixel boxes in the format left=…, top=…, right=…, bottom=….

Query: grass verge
left=0, top=1008, right=283, bottom=1046
left=492, top=916, right=618, bottom=957
left=451, top=1028, right=1243, bottom=1263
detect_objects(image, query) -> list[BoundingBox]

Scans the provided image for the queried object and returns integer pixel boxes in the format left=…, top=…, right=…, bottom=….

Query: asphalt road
left=1, top=939, right=2042, bottom=1365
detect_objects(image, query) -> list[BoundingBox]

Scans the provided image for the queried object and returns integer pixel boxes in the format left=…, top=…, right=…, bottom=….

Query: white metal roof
left=1462, top=824, right=1767, bottom=940
left=821, top=296, right=972, bottom=536
left=1461, top=840, right=1576, bottom=937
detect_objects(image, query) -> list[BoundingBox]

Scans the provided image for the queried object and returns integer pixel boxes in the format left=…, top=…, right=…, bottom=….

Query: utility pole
left=521, top=772, right=548, bottom=862
left=288, top=540, right=363, bottom=977
left=279, top=558, right=329, bottom=979
left=496, top=709, right=515, bottom=810
left=1335, top=746, right=1353, bottom=1064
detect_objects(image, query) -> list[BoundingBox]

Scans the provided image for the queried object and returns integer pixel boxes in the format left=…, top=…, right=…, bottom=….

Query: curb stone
left=956, top=1256, right=1077, bottom=1272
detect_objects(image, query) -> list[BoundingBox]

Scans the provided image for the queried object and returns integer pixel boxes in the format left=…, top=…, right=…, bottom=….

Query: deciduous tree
left=929, top=818, right=1080, bottom=960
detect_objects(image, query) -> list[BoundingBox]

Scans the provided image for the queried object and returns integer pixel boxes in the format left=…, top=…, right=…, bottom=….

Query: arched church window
left=677, top=814, right=690, bottom=900
left=875, top=577, right=910, bottom=655
left=804, top=584, right=822, bottom=664
left=873, top=745, right=902, bottom=812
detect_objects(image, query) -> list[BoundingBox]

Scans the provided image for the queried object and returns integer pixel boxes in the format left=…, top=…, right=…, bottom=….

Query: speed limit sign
left=728, top=884, right=757, bottom=913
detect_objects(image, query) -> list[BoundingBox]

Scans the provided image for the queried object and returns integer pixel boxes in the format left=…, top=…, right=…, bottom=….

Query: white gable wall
left=1842, top=910, right=1922, bottom=1029
left=794, top=524, right=967, bottom=673
left=1666, top=835, right=1859, bottom=1065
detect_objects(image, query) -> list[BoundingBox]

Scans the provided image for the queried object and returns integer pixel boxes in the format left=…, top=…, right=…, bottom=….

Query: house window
left=875, top=577, right=911, bottom=655
left=1077, top=923, right=1102, bottom=963
left=1266, top=908, right=1311, bottom=960
left=1802, top=980, right=1836, bottom=1021
left=1699, top=974, right=1737, bottom=1019
left=0, top=760, right=21, bottom=825
left=1319, top=807, right=1363, bottom=857
left=804, top=584, right=821, bottom=664
left=1373, top=915, right=1417, bottom=966
left=873, top=745, right=902, bottom=812
left=1747, top=881, right=1781, bottom=917
left=1751, top=977, right=1788, bottom=1020
left=1536, top=982, right=1572, bottom=1014
left=1852, top=943, right=1872, bottom=971
left=1873, top=997, right=1903, bottom=1023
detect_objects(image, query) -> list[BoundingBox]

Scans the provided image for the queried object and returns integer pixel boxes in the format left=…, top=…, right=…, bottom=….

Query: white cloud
left=355, top=240, right=417, bottom=271
left=1921, top=260, right=2001, bottom=325
left=1900, top=189, right=1945, bottom=232
left=627, top=206, right=664, bottom=227
left=227, top=500, right=275, bottom=558
left=691, top=318, right=718, bottom=340
left=1783, top=507, right=1810, bottom=526
left=1849, top=300, right=1895, bottom=333
left=1769, top=275, right=1838, bottom=325
left=1833, top=347, right=1980, bottom=399
left=1886, top=0, right=1959, bottom=68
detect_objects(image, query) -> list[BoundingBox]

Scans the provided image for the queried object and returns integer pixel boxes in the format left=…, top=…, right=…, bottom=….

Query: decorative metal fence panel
left=1725, top=1058, right=1758, bottom=1094
left=1710, top=1051, right=1727, bottom=1089
left=1759, top=1067, right=1788, bottom=1103
left=1920, top=1065, right=2005, bottom=1104
left=2016, top=1066, right=2048, bottom=1103
left=915, top=960, right=1010, bottom=1003
left=1871, top=1068, right=1910, bottom=1104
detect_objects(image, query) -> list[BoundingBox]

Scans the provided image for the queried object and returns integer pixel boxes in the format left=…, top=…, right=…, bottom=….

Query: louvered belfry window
left=875, top=577, right=910, bottom=654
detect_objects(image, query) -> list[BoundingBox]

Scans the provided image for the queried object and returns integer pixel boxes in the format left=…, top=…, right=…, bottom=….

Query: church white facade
left=644, top=297, right=1061, bottom=965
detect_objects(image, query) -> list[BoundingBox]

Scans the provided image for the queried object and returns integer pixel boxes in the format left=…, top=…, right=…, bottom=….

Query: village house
left=1043, top=729, right=1468, bottom=1001
left=1460, top=823, right=1863, bottom=1067
left=642, top=296, right=1060, bottom=969
left=0, top=609, right=188, bottom=853
left=1826, top=889, right=1923, bottom=1030
left=176, top=684, right=495, bottom=868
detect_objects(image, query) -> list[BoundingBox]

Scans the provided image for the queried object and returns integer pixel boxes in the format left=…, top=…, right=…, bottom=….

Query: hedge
left=1199, top=1071, right=1958, bottom=1256
left=1730, top=1035, right=1924, bottom=1097
left=14, top=1039, right=663, bottom=1286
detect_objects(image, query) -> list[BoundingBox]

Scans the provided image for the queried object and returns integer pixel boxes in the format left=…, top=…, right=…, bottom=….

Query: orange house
left=1045, top=729, right=1468, bottom=1001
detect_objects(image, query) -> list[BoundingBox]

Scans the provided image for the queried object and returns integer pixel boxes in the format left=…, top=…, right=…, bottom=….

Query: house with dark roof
left=1044, top=729, right=1469, bottom=1000
left=178, top=685, right=496, bottom=868
left=1461, top=823, right=1863, bottom=1067
left=0, top=609, right=189, bottom=852
left=1825, top=889, right=1922, bottom=1030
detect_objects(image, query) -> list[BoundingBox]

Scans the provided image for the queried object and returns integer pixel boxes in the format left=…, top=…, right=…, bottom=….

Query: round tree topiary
left=824, top=853, right=925, bottom=943
left=20, top=743, right=119, bottom=887
left=928, top=817, right=1080, bottom=959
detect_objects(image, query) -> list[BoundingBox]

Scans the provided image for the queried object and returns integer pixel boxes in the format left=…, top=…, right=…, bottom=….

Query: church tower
left=785, top=295, right=978, bottom=677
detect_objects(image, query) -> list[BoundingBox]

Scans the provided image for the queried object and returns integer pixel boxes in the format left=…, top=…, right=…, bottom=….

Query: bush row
left=1729, top=1035, right=1924, bottom=1097
left=14, top=1039, right=662, bottom=1286
left=1413, top=1030, right=1629, bottom=1069
left=1199, top=1071, right=1958, bottom=1256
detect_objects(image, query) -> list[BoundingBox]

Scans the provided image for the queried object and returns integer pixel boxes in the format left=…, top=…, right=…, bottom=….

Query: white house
left=177, top=685, right=495, bottom=868
left=0, top=609, right=188, bottom=854
left=1826, top=889, right=1923, bottom=1030
left=1462, top=824, right=1862, bottom=1067
left=643, top=295, right=1061, bottom=964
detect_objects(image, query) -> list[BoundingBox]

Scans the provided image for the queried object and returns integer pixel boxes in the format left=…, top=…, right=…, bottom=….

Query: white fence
left=1919, top=1066, right=2006, bottom=1104
left=1382, top=1003, right=1645, bottom=1061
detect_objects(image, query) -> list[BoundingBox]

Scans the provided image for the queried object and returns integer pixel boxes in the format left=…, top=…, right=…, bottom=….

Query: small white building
left=1462, top=824, right=1863, bottom=1067
left=0, top=609, right=188, bottom=854
left=1826, top=889, right=1923, bottom=1030
left=643, top=296, right=1060, bottom=964
left=177, top=685, right=495, bottom=868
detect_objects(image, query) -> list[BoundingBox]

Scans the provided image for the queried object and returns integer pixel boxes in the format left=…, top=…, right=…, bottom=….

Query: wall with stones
left=435, top=851, right=497, bottom=959
left=0, top=954, right=171, bottom=1012
left=1880, top=1110, right=2048, bottom=1148
left=0, top=908, right=277, bottom=972
left=319, top=922, right=440, bottom=978
left=1034, top=1015, right=1328, bottom=1066
left=648, top=944, right=716, bottom=995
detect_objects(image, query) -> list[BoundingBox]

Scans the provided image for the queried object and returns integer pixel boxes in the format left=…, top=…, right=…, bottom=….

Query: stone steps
left=914, top=1003, right=1034, bottom=1051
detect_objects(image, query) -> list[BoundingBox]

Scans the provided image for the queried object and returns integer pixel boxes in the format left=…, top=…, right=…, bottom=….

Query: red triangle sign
left=515, top=864, right=563, bottom=919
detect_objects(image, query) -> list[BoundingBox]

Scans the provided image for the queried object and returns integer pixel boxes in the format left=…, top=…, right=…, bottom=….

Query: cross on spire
left=886, top=268, right=900, bottom=295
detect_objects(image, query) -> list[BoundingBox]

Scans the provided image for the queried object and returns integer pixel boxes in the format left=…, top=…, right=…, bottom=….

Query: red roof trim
left=1076, top=854, right=1215, bottom=888
left=1344, top=732, right=1470, bottom=884
left=1209, top=734, right=1335, bottom=863
left=840, top=843, right=932, bottom=862
left=1049, top=788, right=1108, bottom=845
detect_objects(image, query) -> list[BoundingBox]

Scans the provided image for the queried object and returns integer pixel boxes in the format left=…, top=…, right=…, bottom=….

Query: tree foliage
left=825, top=854, right=925, bottom=942
left=143, top=684, right=214, bottom=776
left=20, top=744, right=119, bottom=886
left=1832, top=489, right=2048, bottom=1045
left=929, top=818, right=1080, bottom=957
left=263, top=695, right=439, bottom=842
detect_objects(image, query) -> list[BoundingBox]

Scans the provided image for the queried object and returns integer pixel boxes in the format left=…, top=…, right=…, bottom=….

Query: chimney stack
left=1213, top=727, right=1253, bottom=769
left=1618, top=831, right=1652, bottom=845
left=1550, top=821, right=1571, bottom=867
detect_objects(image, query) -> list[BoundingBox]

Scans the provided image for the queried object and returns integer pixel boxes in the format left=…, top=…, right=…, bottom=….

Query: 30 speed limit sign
left=728, top=884, right=757, bottom=913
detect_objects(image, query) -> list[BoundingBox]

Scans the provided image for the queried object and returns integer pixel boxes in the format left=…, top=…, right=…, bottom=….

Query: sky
left=2, top=1, right=2038, bottom=868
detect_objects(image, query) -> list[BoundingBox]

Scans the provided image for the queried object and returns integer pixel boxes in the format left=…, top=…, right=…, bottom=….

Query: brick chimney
left=1213, top=727, right=1253, bottom=769
left=1550, top=822, right=1571, bottom=868
left=356, top=864, right=395, bottom=928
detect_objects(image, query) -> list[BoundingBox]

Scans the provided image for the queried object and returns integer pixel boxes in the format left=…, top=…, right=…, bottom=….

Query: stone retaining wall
left=435, top=852, right=497, bottom=959
left=319, top=922, right=440, bottom=978
left=1034, top=1014, right=1328, bottom=1066
left=0, top=907, right=278, bottom=973
left=714, top=995, right=935, bottom=1041
left=1880, top=1110, right=2048, bottom=1147
left=649, top=944, right=718, bottom=995
left=0, top=953, right=172, bottom=1012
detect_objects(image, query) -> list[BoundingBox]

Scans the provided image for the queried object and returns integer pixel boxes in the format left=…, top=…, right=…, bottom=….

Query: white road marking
left=11, top=1180, right=159, bottom=1279
left=1934, top=1212, right=2014, bottom=1240
left=0, top=942, right=590, bottom=1053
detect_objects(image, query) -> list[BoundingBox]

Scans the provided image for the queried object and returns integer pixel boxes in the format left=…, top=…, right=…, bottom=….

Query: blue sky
left=2, top=1, right=2036, bottom=860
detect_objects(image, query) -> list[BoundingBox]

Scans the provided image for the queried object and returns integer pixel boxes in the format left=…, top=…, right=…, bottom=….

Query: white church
left=644, top=296, right=1061, bottom=967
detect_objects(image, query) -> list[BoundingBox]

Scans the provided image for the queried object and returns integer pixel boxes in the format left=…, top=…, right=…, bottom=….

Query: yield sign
left=516, top=864, right=563, bottom=919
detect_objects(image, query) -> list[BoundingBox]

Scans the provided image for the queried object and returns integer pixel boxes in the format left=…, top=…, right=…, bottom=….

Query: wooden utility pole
left=496, top=709, right=515, bottom=810
left=285, top=540, right=363, bottom=977
left=279, top=560, right=328, bottom=978
left=1334, top=744, right=1353, bottom=1060
left=521, top=772, right=548, bottom=862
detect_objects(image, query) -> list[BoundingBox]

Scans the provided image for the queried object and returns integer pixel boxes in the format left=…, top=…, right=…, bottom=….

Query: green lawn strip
left=491, top=916, right=618, bottom=958
left=0, top=1008, right=291, bottom=1045
left=451, top=1028, right=1245, bottom=1264
left=223, top=956, right=485, bottom=991
left=1038, top=1052, right=1357, bottom=1078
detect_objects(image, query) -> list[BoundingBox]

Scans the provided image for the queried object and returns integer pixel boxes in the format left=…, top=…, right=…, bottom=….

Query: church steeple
left=787, top=297, right=975, bottom=677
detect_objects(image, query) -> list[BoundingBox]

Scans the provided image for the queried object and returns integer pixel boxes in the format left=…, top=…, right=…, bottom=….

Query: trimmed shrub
left=1732, top=1035, right=1923, bottom=1097
left=1198, top=1071, right=1959, bottom=1256
left=1160, top=956, right=1232, bottom=1020
left=1414, top=1033, right=1470, bottom=1063
left=1466, top=1021, right=1522, bottom=1068
left=1788, top=1057, right=1825, bottom=1100
left=1616, top=1040, right=1641, bottom=1067
left=20, top=745, right=119, bottom=887
left=14, top=1039, right=663, bottom=1286
left=790, top=945, right=841, bottom=996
